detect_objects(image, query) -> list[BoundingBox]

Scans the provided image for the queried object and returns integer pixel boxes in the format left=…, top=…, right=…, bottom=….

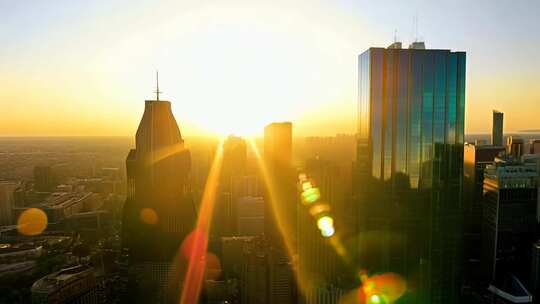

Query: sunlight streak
left=246, top=137, right=310, bottom=295
left=179, top=138, right=224, bottom=304
left=149, top=143, right=186, bottom=165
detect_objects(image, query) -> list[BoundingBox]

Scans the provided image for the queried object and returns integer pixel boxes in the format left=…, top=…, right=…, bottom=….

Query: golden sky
left=1, top=0, right=539, bottom=136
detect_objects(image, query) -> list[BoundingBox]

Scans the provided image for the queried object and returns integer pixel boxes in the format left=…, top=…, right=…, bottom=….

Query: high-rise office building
left=121, top=90, right=195, bottom=303
left=356, top=42, right=466, bottom=303
left=263, top=122, right=297, bottom=304
left=267, top=247, right=296, bottom=304
left=222, top=135, right=247, bottom=187
left=492, top=110, right=504, bottom=147
left=240, top=237, right=268, bottom=304
left=297, top=158, right=342, bottom=302
left=481, top=156, right=538, bottom=300
left=507, top=136, right=525, bottom=160
left=213, top=135, right=248, bottom=237
left=0, top=181, right=19, bottom=226
left=236, top=196, right=264, bottom=236
left=263, top=122, right=296, bottom=250
left=529, top=139, right=540, bottom=155
left=462, top=143, right=505, bottom=290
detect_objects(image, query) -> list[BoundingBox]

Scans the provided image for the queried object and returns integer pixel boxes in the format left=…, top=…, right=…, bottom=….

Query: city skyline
left=2, top=2, right=540, bottom=303
left=2, top=0, right=540, bottom=137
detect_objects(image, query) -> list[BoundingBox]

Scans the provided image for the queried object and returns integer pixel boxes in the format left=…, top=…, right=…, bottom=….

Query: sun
left=203, top=117, right=264, bottom=137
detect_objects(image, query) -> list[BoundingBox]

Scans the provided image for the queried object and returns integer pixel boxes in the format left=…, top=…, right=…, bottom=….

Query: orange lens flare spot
left=139, top=208, right=158, bottom=225
left=181, top=228, right=208, bottom=260
left=17, top=208, right=48, bottom=236
left=204, top=252, right=222, bottom=281
left=308, top=203, right=330, bottom=217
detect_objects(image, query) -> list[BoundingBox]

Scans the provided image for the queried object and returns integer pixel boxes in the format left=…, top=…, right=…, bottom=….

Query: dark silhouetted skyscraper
left=492, top=110, right=504, bottom=147
left=121, top=93, right=195, bottom=303
left=356, top=43, right=466, bottom=303
left=264, top=122, right=297, bottom=304
left=263, top=122, right=295, bottom=249
left=462, top=143, right=505, bottom=291
left=481, top=157, right=538, bottom=300
left=214, top=135, right=248, bottom=236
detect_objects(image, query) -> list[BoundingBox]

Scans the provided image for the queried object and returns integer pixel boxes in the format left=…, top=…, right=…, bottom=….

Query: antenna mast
left=414, top=13, right=419, bottom=42
left=154, top=71, right=162, bottom=101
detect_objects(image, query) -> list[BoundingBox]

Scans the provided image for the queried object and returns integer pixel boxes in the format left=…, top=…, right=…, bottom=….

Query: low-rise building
left=31, top=265, right=99, bottom=304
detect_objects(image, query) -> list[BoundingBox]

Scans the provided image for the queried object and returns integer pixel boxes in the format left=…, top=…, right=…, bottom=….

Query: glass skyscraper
left=355, top=43, right=466, bottom=303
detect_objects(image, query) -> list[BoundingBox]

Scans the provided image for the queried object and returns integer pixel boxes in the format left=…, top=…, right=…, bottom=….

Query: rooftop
left=40, top=192, right=92, bottom=210
left=32, top=265, right=94, bottom=293
left=488, top=274, right=532, bottom=303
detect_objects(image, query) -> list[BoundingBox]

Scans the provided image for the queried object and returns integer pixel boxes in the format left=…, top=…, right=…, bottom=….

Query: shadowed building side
left=122, top=98, right=196, bottom=303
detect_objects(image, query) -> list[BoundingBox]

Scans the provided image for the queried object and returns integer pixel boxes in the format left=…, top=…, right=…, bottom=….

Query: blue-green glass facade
left=356, top=46, right=466, bottom=303
left=357, top=47, right=465, bottom=187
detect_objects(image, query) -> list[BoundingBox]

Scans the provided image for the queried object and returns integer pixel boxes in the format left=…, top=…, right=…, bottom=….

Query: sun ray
left=246, top=137, right=312, bottom=296
left=179, top=137, right=225, bottom=304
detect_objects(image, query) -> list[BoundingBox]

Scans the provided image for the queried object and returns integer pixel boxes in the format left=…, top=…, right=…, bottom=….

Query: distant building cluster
left=0, top=147, right=125, bottom=303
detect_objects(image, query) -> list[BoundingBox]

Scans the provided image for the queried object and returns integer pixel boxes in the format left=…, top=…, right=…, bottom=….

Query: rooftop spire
left=154, top=70, right=162, bottom=101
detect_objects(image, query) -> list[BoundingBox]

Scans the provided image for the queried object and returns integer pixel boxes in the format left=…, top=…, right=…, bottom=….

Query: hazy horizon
left=2, top=0, right=539, bottom=136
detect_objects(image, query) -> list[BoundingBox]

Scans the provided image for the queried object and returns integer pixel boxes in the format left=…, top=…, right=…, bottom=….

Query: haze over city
left=1, top=0, right=539, bottom=136
left=2, top=1, right=540, bottom=304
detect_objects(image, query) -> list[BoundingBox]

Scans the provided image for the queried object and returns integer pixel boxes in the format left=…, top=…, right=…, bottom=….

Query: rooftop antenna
left=414, top=13, right=419, bottom=42
left=154, top=70, right=162, bottom=101
left=394, top=29, right=398, bottom=43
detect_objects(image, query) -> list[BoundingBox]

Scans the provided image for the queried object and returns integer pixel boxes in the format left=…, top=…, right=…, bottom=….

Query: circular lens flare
left=317, top=216, right=334, bottom=230
left=369, top=294, right=382, bottom=303
left=17, top=208, right=48, bottom=236
left=302, top=187, right=320, bottom=204
left=302, top=181, right=313, bottom=191
left=181, top=228, right=208, bottom=260
left=361, top=272, right=407, bottom=303
left=317, top=215, right=335, bottom=237
left=321, top=226, right=335, bottom=237
left=205, top=252, right=222, bottom=280
left=139, top=208, right=158, bottom=225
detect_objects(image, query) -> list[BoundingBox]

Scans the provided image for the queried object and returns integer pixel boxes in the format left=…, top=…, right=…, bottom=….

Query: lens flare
left=204, top=252, right=222, bottom=281
left=317, top=216, right=334, bottom=230
left=302, top=181, right=313, bottom=191
left=321, top=226, right=335, bottom=237
left=361, top=272, right=407, bottom=303
left=139, top=208, right=158, bottom=225
left=17, top=208, right=48, bottom=236
left=308, top=203, right=330, bottom=217
left=180, top=138, right=224, bottom=304
left=317, top=216, right=335, bottom=238
left=301, top=187, right=320, bottom=204
left=180, top=228, right=208, bottom=259
left=369, top=294, right=382, bottom=303
left=247, top=138, right=307, bottom=295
